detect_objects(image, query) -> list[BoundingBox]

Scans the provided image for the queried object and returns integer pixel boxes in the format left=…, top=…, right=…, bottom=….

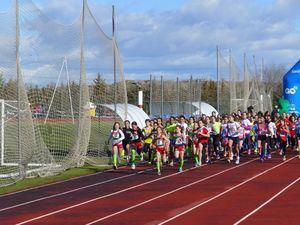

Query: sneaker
left=235, top=157, right=240, bottom=165
left=140, top=155, right=144, bottom=161
left=216, top=155, right=220, bottom=160
left=247, top=149, right=251, bottom=155
left=113, top=165, right=118, bottom=170
left=227, top=158, right=231, bottom=163
left=148, top=161, right=152, bottom=165
left=283, top=156, right=286, bottom=161
left=179, top=167, right=183, bottom=172
left=279, top=150, right=283, bottom=155
left=268, top=154, right=272, bottom=159
left=298, top=155, right=300, bottom=159
left=229, top=155, right=233, bottom=161
left=157, top=171, right=161, bottom=176
left=131, top=163, right=136, bottom=170
left=169, top=161, right=174, bottom=167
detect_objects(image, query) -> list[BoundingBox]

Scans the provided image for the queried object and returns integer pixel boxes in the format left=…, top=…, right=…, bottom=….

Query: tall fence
left=0, top=0, right=127, bottom=187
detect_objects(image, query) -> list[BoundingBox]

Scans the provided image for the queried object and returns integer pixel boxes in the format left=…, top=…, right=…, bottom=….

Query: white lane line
left=0, top=167, right=153, bottom=212
left=85, top=158, right=259, bottom=225
left=0, top=166, right=123, bottom=198
left=234, top=176, right=300, bottom=225
left=15, top=161, right=215, bottom=225
left=158, top=155, right=298, bottom=225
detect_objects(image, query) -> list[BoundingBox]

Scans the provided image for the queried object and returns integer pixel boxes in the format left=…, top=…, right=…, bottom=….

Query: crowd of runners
left=108, top=110, right=300, bottom=175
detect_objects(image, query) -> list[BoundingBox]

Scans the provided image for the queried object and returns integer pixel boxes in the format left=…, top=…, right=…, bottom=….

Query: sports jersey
left=268, top=122, right=276, bottom=137
left=143, top=126, right=153, bottom=144
left=131, top=128, right=144, bottom=143
left=110, top=129, right=125, bottom=145
left=227, top=122, right=240, bottom=137
left=296, top=121, right=300, bottom=135
left=122, top=127, right=132, bottom=142
left=212, top=122, right=221, bottom=135
left=289, top=122, right=296, bottom=137
left=241, top=118, right=252, bottom=134
left=198, top=126, right=209, bottom=144
left=257, top=123, right=268, bottom=136
left=174, top=133, right=185, bottom=147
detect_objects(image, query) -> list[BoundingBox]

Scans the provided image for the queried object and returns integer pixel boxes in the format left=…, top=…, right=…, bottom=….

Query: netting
left=0, top=0, right=127, bottom=187
left=150, top=76, right=202, bottom=118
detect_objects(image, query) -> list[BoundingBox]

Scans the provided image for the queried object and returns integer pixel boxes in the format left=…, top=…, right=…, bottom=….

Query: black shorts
left=228, top=136, right=239, bottom=145
left=257, top=135, right=267, bottom=141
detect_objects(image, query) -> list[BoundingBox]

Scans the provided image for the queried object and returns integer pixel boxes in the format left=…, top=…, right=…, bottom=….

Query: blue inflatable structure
left=283, top=60, right=300, bottom=115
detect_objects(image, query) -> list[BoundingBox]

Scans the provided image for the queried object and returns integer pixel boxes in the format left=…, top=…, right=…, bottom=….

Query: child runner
left=153, top=127, right=168, bottom=175
left=198, top=120, right=210, bottom=166
left=130, top=121, right=144, bottom=169
left=220, top=116, right=229, bottom=158
left=192, top=122, right=200, bottom=166
left=296, top=116, right=300, bottom=156
left=257, top=116, right=269, bottom=161
left=174, top=125, right=186, bottom=172
left=277, top=118, right=290, bottom=161
left=165, top=116, right=177, bottom=166
left=227, top=115, right=240, bottom=164
left=142, top=119, right=153, bottom=164
left=122, top=120, right=132, bottom=165
left=241, top=112, right=252, bottom=155
left=289, top=115, right=297, bottom=151
left=108, top=122, right=125, bottom=170
left=211, top=116, right=221, bottom=160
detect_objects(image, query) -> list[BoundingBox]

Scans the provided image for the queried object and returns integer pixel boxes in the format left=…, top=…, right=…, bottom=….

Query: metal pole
left=216, top=45, right=220, bottom=113
left=161, top=75, right=163, bottom=118
left=189, top=75, right=193, bottom=116
left=176, top=77, right=179, bottom=115
left=16, top=0, right=23, bottom=174
left=198, top=79, right=202, bottom=118
left=149, top=74, right=153, bottom=116
left=112, top=5, right=117, bottom=121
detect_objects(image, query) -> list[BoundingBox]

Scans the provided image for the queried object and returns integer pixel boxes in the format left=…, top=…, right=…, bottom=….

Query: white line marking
left=15, top=162, right=215, bottom=224
left=234, top=176, right=300, bottom=225
left=158, top=155, right=298, bottom=225
left=85, top=158, right=259, bottom=225
left=0, top=168, right=153, bottom=212
left=0, top=166, right=120, bottom=198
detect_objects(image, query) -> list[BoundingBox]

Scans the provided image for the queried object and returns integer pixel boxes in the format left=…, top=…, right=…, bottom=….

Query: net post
left=216, top=45, right=220, bottom=113
left=0, top=99, right=4, bottom=166
left=112, top=5, right=117, bottom=121
left=176, top=77, right=179, bottom=115
left=160, top=75, right=163, bottom=118
left=149, top=74, right=152, bottom=116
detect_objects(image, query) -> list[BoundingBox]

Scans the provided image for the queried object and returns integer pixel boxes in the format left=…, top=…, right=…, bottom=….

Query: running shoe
left=247, top=149, right=251, bottom=155
left=283, top=156, right=286, bottom=161
left=131, top=163, right=136, bottom=170
left=229, top=155, right=233, bottom=161
left=113, top=165, right=118, bottom=170
left=157, top=171, right=161, bottom=176
left=235, top=157, right=240, bottom=165
left=140, top=155, right=144, bottom=161
left=179, top=167, right=183, bottom=172
left=216, top=155, right=220, bottom=160
left=227, top=158, right=231, bottom=163
left=279, top=150, right=283, bottom=155
left=268, top=154, right=272, bottom=159
left=169, top=161, right=174, bottom=167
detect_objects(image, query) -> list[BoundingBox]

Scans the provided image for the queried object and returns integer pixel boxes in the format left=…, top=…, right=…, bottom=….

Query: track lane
left=238, top=176, right=300, bottom=225
left=158, top=155, right=299, bottom=225
left=18, top=157, right=267, bottom=225
left=90, top=155, right=297, bottom=225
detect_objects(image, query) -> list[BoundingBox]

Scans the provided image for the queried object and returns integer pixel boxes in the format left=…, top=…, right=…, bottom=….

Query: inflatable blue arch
left=283, top=60, right=300, bottom=115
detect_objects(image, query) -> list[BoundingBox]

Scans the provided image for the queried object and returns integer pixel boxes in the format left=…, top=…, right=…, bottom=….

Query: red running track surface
left=0, top=151, right=299, bottom=225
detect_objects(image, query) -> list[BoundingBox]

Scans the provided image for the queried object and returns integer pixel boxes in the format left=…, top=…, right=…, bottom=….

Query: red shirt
left=198, top=126, right=209, bottom=144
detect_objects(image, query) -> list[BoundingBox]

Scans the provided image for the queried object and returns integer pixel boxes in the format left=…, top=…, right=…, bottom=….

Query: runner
left=130, top=121, right=144, bottom=169
left=165, top=116, right=177, bottom=166
left=153, top=126, right=168, bottom=175
left=198, top=119, right=210, bottom=166
left=211, top=116, right=221, bottom=160
left=276, top=118, right=290, bottom=161
left=296, top=116, right=300, bottom=156
left=108, top=122, right=125, bottom=170
left=256, top=116, right=269, bottom=162
left=142, top=119, right=153, bottom=164
left=174, top=125, right=186, bottom=172
left=122, top=120, right=132, bottom=165
left=227, top=115, right=240, bottom=164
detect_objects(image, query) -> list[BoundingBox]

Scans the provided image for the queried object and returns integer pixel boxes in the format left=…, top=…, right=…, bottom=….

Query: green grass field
left=0, top=164, right=111, bottom=195
left=0, top=118, right=119, bottom=189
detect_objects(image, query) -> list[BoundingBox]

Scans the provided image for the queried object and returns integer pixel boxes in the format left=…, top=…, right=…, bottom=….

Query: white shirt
left=227, top=121, right=240, bottom=137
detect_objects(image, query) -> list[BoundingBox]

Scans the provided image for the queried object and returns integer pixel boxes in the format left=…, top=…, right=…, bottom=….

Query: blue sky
left=1, top=0, right=300, bottom=82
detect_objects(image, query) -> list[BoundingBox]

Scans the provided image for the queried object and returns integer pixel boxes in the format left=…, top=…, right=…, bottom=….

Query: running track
left=0, top=151, right=299, bottom=225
